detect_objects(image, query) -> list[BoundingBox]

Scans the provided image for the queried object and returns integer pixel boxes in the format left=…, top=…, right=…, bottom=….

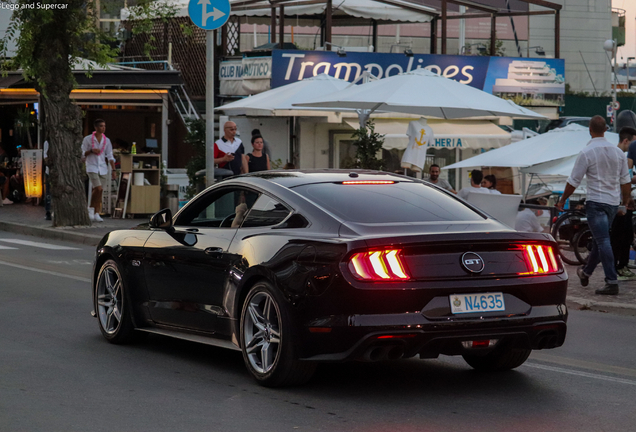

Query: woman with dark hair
left=242, top=135, right=271, bottom=173
left=482, top=174, right=501, bottom=194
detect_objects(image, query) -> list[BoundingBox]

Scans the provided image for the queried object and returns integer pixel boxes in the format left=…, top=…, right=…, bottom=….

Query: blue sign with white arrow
left=188, top=0, right=231, bottom=30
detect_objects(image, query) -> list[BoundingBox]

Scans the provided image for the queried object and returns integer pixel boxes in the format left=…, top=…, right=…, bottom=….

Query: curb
left=0, top=220, right=103, bottom=246
left=567, top=295, right=636, bottom=311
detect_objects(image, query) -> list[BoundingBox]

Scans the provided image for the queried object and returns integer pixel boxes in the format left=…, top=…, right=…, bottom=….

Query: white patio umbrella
left=520, top=155, right=577, bottom=177
left=215, top=74, right=352, bottom=116
left=443, top=124, right=619, bottom=170
left=294, top=68, right=545, bottom=120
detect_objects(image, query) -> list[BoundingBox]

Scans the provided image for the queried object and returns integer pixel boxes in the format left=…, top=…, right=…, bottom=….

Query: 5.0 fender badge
left=461, top=252, right=485, bottom=273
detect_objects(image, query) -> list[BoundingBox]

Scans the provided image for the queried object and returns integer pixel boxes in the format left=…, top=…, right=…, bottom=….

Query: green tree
left=351, top=120, right=384, bottom=170
left=184, top=119, right=206, bottom=199
left=0, top=0, right=175, bottom=226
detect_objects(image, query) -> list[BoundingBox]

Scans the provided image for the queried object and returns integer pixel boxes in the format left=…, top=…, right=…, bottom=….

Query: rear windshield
left=293, top=182, right=485, bottom=223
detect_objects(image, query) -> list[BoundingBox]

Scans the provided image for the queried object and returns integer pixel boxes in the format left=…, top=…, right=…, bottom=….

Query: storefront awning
left=343, top=119, right=511, bottom=150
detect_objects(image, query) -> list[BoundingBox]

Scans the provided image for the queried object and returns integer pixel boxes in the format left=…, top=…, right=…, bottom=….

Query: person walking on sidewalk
left=214, top=121, right=244, bottom=176
left=612, top=127, right=636, bottom=280
left=556, top=116, right=634, bottom=295
left=81, top=119, right=116, bottom=222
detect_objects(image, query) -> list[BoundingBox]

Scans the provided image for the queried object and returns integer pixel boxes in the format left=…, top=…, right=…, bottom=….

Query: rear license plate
left=449, top=293, right=505, bottom=314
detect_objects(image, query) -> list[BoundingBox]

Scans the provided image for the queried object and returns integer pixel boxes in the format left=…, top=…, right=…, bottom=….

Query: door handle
left=205, top=247, right=224, bottom=255
left=185, top=228, right=199, bottom=233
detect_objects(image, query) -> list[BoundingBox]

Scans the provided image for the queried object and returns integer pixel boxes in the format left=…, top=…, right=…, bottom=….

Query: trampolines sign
left=271, top=50, right=565, bottom=107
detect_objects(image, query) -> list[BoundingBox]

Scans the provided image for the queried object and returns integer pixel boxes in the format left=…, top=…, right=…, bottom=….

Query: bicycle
left=572, top=227, right=592, bottom=265
left=551, top=208, right=588, bottom=265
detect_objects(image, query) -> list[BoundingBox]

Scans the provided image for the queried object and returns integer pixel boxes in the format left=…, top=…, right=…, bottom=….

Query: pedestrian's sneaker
left=88, top=207, right=95, bottom=221
left=2, top=198, right=13, bottom=205
left=576, top=266, right=589, bottom=287
left=595, top=284, right=619, bottom=295
left=93, top=213, right=104, bottom=223
left=628, top=260, right=636, bottom=270
left=617, top=267, right=636, bottom=280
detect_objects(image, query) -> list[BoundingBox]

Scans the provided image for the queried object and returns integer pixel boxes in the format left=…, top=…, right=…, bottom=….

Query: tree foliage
left=184, top=119, right=206, bottom=199
left=351, top=120, right=385, bottom=170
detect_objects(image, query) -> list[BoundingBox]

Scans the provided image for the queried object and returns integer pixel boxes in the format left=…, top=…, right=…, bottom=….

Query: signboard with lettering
left=272, top=50, right=565, bottom=107
left=220, top=57, right=272, bottom=95
left=21, top=149, right=43, bottom=198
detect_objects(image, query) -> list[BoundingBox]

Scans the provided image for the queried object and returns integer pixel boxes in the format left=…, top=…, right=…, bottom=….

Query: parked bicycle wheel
left=573, top=227, right=592, bottom=265
left=551, top=210, right=586, bottom=265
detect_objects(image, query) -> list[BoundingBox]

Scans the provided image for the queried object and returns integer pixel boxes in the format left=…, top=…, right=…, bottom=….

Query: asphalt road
left=1, top=232, right=635, bottom=432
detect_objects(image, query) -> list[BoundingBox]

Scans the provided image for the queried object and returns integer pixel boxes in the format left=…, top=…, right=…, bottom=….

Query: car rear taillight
left=342, top=180, right=396, bottom=185
left=348, top=249, right=410, bottom=281
left=520, top=244, right=560, bottom=275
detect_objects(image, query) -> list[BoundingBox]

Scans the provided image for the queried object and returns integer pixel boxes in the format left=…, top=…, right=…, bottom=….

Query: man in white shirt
left=458, top=169, right=491, bottom=200
left=515, top=198, right=548, bottom=232
left=556, top=115, right=634, bottom=295
left=428, top=164, right=456, bottom=193
left=81, top=119, right=116, bottom=222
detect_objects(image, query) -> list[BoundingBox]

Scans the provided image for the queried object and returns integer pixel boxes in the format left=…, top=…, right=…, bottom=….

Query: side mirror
left=150, top=208, right=173, bottom=230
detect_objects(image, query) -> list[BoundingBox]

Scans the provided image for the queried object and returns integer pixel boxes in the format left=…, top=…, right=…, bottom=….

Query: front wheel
left=462, top=347, right=531, bottom=372
left=240, top=282, right=316, bottom=387
left=94, top=259, right=139, bottom=344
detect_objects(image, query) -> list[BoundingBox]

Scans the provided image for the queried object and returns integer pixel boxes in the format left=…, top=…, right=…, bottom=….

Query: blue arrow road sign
left=188, top=0, right=231, bottom=30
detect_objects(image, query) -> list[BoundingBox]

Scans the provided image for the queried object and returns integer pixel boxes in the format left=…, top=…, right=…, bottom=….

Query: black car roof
left=236, top=169, right=418, bottom=188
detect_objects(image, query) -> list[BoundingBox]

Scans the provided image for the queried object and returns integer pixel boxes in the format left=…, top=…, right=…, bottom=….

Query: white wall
left=529, top=0, right=612, bottom=94
left=298, top=118, right=334, bottom=169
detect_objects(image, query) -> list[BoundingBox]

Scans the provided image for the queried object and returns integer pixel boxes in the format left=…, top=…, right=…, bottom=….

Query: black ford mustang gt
left=92, top=170, right=568, bottom=387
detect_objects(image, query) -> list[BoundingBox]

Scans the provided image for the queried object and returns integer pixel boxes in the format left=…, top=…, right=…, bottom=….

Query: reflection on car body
left=92, top=170, right=568, bottom=387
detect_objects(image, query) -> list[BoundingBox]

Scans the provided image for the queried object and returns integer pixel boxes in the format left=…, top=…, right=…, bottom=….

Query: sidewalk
left=0, top=202, right=142, bottom=245
left=1, top=201, right=636, bottom=314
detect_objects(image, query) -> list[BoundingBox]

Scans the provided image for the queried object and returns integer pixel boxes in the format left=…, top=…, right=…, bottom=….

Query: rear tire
left=94, top=259, right=139, bottom=344
left=462, top=347, right=531, bottom=372
left=573, top=228, right=592, bottom=265
left=551, top=211, right=586, bottom=265
left=240, top=281, right=316, bottom=387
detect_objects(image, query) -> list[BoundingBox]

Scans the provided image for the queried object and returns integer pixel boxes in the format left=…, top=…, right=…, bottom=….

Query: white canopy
left=520, top=155, right=577, bottom=176
left=231, top=0, right=436, bottom=24
left=216, top=74, right=352, bottom=116
left=343, top=119, right=510, bottom=150
left=295, top=68, right=545, bottom=120
left=443, top=124, right=619, bottom=170
left=121, top=0, right=435, bottom=24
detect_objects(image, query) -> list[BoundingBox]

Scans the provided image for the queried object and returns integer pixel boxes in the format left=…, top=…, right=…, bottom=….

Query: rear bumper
left=299, top=304, right=567, bottom=362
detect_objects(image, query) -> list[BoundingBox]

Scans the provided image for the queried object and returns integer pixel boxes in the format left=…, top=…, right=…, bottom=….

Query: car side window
left=240, top=195, right=291, bottom=228
left=175, top=187, right=260, bottom=228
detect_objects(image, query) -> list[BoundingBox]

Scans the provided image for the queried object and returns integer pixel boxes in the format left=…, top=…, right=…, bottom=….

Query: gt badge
left=461, top=252, right=485, bottom=273
left=132, top=260, right=141, bottom=267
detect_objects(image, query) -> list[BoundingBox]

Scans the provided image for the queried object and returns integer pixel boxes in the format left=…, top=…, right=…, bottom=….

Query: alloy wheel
left=97, top=265, right=123, bottom=335
left=243, top=292, right=281, bottom=374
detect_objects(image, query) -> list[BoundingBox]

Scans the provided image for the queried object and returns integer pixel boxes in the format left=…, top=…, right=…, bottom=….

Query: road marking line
left=0, top=239, right=81, bottom=250
left=525, top=363, right=636, bottom=386
left=0, top=245, right=18, bottom=250
left=531, top=351, right=636, bottom=378
left=0, top=259, right=91, bottom=283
